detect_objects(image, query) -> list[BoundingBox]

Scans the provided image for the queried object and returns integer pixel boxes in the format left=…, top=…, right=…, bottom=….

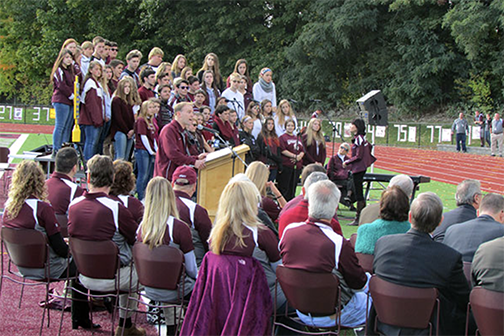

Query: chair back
left=69, top=237, right=118, bottom=279
left=349, top=233, right=357, bottom=249
left=133, top=243, right=184, bottom=290
left=356, top=252, right=374, bottom=273
left=0, top=147, right=9, bottom=164
left=55, top=214, right=68, bottom=238
left=462, top=261, right=472, bottom=287
left=276, top=265, right=340, bottom=315
left=1, top=227, right=47, bottom=268
left=369, top=275, right=437, bottom=329
left=470, top=287, right=504, bottom=336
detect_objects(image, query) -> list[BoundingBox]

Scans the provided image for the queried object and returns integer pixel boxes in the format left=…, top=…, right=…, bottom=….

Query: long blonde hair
left=138, top=99, right=157, bottom=128
left=277, top=99, right=294, bottom=129
left=245, top=161, right=269, bottom=197
left=209, top=180, right=261, bottom=254
left=199, top=53, right=222, bottom=86
left=140, top=177, right=180, bottom=249
left=5, top=161, right=48, bottom=219
left=306, top=118, right=326, bottom=148
left=171, top=54, right=187, bottom=76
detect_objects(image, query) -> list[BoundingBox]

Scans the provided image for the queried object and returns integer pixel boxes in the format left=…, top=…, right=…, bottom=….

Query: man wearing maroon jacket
left=138, top=68, right=156, bottom=102
left=46, top=147, right=84, bottom=215
left=278, top=171, right=342, bottom=238
left=154, top=102, right=207, bottom=181
left=171, top=165, right=212, bottom=267
left=280, top=180, right=369, bottom=327
left=68, top=155, right=145, bottom=336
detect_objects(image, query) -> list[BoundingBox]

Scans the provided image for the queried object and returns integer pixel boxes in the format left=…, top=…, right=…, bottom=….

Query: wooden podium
left=197, top=144, right=249, bottom=221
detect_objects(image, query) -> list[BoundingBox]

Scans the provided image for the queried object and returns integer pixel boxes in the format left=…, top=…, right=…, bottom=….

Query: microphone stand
left=213, top=129, right=248, bottom=175
left=316, top=104, right=345, bottom=158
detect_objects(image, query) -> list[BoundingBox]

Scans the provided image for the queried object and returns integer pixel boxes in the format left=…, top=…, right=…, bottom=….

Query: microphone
left=197, top=124, right=219, bottom=134
left=309, top=98, right=322, bottom=103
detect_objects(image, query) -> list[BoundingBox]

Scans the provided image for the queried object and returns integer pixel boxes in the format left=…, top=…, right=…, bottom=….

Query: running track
left=1, top=123, right=503, bottom=194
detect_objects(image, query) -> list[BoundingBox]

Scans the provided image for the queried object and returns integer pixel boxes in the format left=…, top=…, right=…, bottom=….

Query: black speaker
left=356, top=90, right=388, bottom=126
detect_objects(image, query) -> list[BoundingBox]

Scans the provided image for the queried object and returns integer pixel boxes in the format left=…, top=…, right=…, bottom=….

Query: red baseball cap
left=172, top=165, right=197, bottom=185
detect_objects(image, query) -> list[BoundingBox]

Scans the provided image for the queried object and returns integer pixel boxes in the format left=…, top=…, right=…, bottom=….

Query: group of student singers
left=50, top=36, right=332, bottom=203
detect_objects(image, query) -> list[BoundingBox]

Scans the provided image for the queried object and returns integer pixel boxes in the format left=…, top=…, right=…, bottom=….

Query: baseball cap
left=172, top=165, right=197, bottom=185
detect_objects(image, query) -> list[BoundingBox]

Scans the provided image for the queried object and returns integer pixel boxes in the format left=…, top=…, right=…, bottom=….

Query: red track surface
left=0, top=123, right=54, bottom=134
left=327, top=143, right=504, bottom=194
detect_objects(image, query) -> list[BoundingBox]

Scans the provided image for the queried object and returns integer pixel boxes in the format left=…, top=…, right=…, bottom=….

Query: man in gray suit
left=443, top=193, right=504, bottom=262
left=371, top=192, right=471, bottom=336
left=433, top=179, right=481, bottom=242
left=472, top=236, right=504, bottom=292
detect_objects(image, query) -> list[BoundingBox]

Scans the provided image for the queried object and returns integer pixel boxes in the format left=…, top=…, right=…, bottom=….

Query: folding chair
left=1, top=227, right=65, bottom=335
left=462, top=261, right=472, bottom=287
left=355, top=252, right=374, bottom=273
left=274, top=265, right=343, bottom=335
left=466, top=287, right=504, bottom=336
left=369, top=275, right=439, bottom=336
left=54, top=213, right=69, bottom=238
left=127, top=243, right=186, bottom=336
left=58, top=237, right=124, bottom=336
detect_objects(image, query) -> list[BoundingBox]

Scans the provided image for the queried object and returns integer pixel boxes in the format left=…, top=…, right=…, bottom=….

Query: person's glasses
left=232, top=80, right=239, bottom=83
left=342, top=147, right=349, bottom=152
left=111, top=48, right=118, bottom=51
left=193, top=124, right=197, bottom=127
left=179, top=86, right=189, bottom=90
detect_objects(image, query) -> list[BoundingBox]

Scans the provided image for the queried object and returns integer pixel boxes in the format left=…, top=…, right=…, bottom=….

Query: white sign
left=472, top=126, right=481, bottom=139
left=344, top=123, right=352, bottom=137
left=375, top=126, right=386, bottom=138
left=442, top=129, right=452, bottom=142
left=13, top=107, right=23, bottom=121
left=408, top=126, right=416, bottom=142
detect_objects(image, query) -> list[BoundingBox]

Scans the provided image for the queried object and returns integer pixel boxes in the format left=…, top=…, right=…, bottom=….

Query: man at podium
left=154, top=102, right=207, bottom=181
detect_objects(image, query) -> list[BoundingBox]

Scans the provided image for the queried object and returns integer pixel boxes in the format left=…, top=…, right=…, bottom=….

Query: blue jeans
left=135, top=149, right=154, bottom=200
left=114, top=131, right=133, bottom=160
left=97, top=120, right=111, bottom=155
left=456, top=133, right=467, bottom=152
left=52, top=103, right=74, bottom=152
left=81, top=125, right=102, bottom=161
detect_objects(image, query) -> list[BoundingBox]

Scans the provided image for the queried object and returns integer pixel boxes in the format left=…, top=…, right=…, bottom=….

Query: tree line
left=1, top=0, right=503, bottom=117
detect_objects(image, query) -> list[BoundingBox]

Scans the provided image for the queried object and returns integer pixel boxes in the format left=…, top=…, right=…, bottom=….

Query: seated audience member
left=46, top=147, right=84, bottom=215
left=180, top=179, right=277, bottom=336
left=245, top=161, right=286, bottom=223
left=359, top=174, right=414, bottom=226
left=280, top=180, right=370, bottom=328
left=3, top=161, right=96, bottom=330
left=443, top=193, right=504, bottom=262
left=327, top=142, right=353, bottom=206
left=278, top=172, right=342, bottom=238
left=355, top=186, right=411, bottom=255
left=372, top=192, right=471, bottom=336
left=433, top=179, right=481, bottom=242
left=109, top=160, right=144, bottom=224
left=279, top=163, right=326, bottom=215
left=137, top=177, right=197, bottom=336
left=68, top=155, right=144, bottom=336
left=472, top=236, right=504, bottom=292
left=137, top=67, right=156, bottom=102
left=171, top=166, right=212, bottom=267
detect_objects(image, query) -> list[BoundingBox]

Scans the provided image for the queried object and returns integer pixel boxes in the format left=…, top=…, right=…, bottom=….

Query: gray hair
left=307, top=180, right=341, bottom=220
left=480, top=193, right=504, bottom=215
left=455, top=179, right=481, bottom=206
left=410, top=192, right=443, bottom=233
left=389, top=174, right=414, bottom=197
left=303, top=172, right=328, bottom=200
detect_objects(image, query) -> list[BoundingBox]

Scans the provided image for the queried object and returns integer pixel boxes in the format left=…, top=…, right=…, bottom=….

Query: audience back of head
left=380, top=185, right=410, bottom=222
left=300, top=163, right=326, bottom=186
left=55, top=147, right=79, bottom=174
left=410, top=192, right=443, bottom=233
left=480, top=193, right=504, bottom=221
left=389, top=174, right=414, bottom=197
left=455, top=179, right=481, bottom=207
left=307, top=180, right=341, bottom=220
left=303, top=172, right=328, bottom=200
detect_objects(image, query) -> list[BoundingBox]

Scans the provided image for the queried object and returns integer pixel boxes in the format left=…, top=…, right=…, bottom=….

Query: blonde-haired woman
left=137, top=177, right=197, bottom=336
left=111, top=76, right=138, bottom=160
left=302, top=118, right=327, bottom=166
left=245, top=161, right=286, bottom=223
left=180, top=179, right=279, bottom=335
left=2, top=161, right=97, bottom=329
left=171, top=54, right=187, bottom=79
left=274, top=99, right=297, bottom=137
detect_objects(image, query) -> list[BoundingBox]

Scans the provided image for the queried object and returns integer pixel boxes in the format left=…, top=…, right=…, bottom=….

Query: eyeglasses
left=192, top=124, right=197, bottom=127
left=111, top=48, right=118, bottom=51
left=342, top=147, right=349, bottom=152
left=232, top=80, right=239, bottom=83
left=179, top=86, right=189, bottom=90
